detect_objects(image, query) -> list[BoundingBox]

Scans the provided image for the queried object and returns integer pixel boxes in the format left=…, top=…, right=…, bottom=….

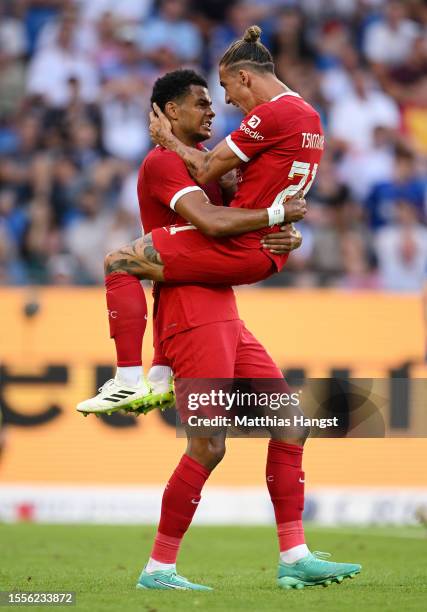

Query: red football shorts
left=161, top=320, right=291, bottom=424
left=161, top=319, right=283, bottom=378
left=152, top=225, right=287, bottom=285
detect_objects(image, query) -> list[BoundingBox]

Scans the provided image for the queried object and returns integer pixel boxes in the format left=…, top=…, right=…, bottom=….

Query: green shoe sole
left=278, top=569, right=360, bottom=590
left=126, top=391, right=175, bottom=415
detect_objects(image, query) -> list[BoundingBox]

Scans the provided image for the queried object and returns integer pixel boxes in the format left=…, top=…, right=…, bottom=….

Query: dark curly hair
left=151, top=70, right=208, bottom=112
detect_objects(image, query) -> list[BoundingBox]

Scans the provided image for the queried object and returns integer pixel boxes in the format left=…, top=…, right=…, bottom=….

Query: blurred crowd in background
left=0, top=0, right=426, bottom=290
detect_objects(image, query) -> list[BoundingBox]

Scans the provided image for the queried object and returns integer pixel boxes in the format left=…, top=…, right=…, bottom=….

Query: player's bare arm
left=174, top=189, right=307, bottom=237
left=150, top=104, right=241, bottom=183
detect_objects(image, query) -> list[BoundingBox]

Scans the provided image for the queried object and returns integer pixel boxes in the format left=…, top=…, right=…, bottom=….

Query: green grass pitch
left=1, top=524, right=426, bottom=611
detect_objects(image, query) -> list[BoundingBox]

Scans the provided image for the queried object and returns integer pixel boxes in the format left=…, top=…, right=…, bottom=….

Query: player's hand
left=284, top=191, right=307, bottom=223
left=149, top=103, right=173, bottom=147
left=218, top=169, right=237, bottom=191
left=261, top=223, right=302, bottom=254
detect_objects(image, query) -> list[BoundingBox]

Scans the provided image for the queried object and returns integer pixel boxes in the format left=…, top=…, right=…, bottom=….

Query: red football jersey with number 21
left=225, top=90, right=324, bottom=260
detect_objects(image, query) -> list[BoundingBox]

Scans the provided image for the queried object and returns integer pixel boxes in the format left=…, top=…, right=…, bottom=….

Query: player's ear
left=164, top=101, right=179, bottom=121
left=238, top=69, right=250, bottom=87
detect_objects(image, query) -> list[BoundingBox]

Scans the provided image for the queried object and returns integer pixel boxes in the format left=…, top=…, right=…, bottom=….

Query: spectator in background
left=366, top=147, right=426, bottom=230
left=43, top=75, right=102, bottom=158
left=64, top=185, right=112, bottom=283
left=118, top=166, right=141, bottom=227
left=140, top=0, right=202, bottom=67
left=329, top=68, right=400, bottom=154
left=0, top=3, right=27, bottom=120
left=49, top=155, right=85, bottom=227
left=78, top=0, right=153, bottom=26
left=338, top=125, right=395, bottom=202
left=363, top=0, right=419, bottom=69
left=375, top=200, right=427, bottom=291
left=269, top=5, right=315, bottom=90
left=339, top=231, right=379, bottom=290
left=92, top=11, right=123, bottom=82
left=0, top=221, right=25, bottom=284
left=23, top=0, right=63, bottom=56
left=35, top=2, right=96, bottom=56
left=20, top=196, right=59, bottom=284
left=27, top=12, right=99, bottom=107
left=401, top=74, right=427, bottom=156
left=101, top=77, right=150, bottom=161
left=0, top=115, right=45, bottom=202
left=318, top=38, right=359, bottom=105
left=0, top=189, right=27, bottom=251
left=103, top=25, right=149, bottom=82
left=64, top=185, right=137, bottom=284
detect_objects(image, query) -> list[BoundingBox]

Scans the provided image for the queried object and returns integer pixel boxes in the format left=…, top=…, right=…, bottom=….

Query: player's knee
left=187, top=437, right=226, bottom=470
left=297, top=424, right=311, bottom=445
left=208, top=438, right=226, bottom=466
left=104, top=250, right=120, bottom=274
left=291, top=423, right=310, bottom=445
left=271, top=423, right=310, bottom=446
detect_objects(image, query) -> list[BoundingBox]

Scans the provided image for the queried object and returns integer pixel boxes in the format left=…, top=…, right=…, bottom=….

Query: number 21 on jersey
left=279, top=161, right=318, bottom=201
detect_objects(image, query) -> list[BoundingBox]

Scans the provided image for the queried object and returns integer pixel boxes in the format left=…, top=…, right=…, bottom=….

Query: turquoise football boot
left=136, top=568, right=213, bottom=591
left=278, top=551, right=361, bottom=589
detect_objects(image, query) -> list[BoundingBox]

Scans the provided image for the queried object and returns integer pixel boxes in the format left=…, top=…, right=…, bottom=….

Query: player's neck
left=251, top=74, right=293, bottom=107
left=172, top=127, right=198, bottom=148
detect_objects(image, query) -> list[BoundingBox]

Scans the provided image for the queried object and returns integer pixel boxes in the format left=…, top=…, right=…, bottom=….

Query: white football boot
left=76, top=376, right=152, bottom=416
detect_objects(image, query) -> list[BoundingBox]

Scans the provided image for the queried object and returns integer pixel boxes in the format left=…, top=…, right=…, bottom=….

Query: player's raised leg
left=143, top=329, right=175, bottom=414
left=76, top=237, right=166, bottom=416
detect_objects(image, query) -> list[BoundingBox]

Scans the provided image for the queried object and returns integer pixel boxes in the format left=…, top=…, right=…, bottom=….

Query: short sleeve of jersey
left=226, top=104, right=279, bottom=162
left=145, top=149, right=203, bottom=210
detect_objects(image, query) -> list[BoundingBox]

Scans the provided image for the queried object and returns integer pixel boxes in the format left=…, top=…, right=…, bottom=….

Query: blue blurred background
left=0, top=0, right=426, bottom=290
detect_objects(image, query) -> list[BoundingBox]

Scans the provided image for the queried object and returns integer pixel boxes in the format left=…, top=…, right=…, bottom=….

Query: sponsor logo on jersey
left=239, top=121, right=264, bottom=141
left=247, top=114, right=261, bottom=128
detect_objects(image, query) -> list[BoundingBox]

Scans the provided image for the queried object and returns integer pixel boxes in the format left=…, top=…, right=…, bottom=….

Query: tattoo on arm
left=142, top=234, right=162, bottom=264
left=104, top=235, right=162, bottom=277
left=173, top=141, right=211, bottom=181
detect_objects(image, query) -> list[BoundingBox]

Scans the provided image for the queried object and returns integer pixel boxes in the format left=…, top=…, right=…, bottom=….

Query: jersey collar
left=270, top=91, right=301, bottom=102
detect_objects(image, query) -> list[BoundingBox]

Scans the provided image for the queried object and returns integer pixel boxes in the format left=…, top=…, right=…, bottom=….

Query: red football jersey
left=138, top=146, right=239, bottom=342
left=225, top=91, right=324, bottom=264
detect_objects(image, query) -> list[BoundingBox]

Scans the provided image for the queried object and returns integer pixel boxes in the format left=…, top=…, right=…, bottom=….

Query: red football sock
left=105, top=273, right=147, bottom=367
left=151, top=454, right=211, bottom=564
left=152, top=318, right=171, bottom=368
left=266, top=440, right=306, bottom=551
